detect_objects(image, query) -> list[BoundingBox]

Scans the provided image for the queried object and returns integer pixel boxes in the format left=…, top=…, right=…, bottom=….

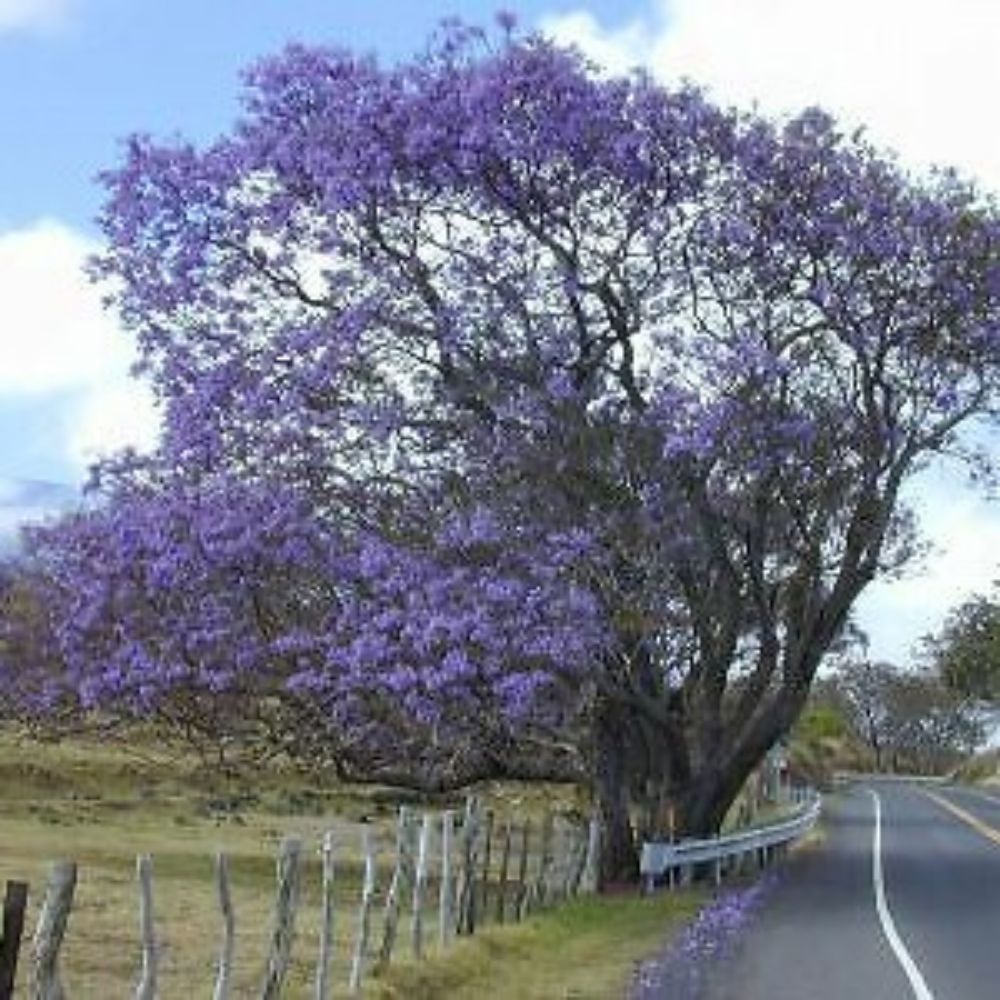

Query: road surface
left=702, top=779, right=1000, bottom=999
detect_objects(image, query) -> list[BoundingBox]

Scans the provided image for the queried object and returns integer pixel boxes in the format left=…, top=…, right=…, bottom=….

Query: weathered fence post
left=535, top=811, right=555, bottom=909
left=134, top=854, right=157, bottom=1000
left=314, top=831, right=335, bottom=1000
left=349, top=827, right=376, bottom=996
left=260, top=837, right=303, bottom=1000
left=213, top=852, right=235, bottom=1000
left=515, top=820, right=532, bottom=920
left=478, top=810, right=494, bottom=923
left=411, top=813, right=432, bottom=959
left=455, top=797, right=481, bottom=935
left=580, top=815, right=601, bottom=894
left=566, top=821, right=590, bottom=897
left=377, top=806, right=417, bottom=973
left=554, top=822, right=573, bottom=901
left=0, top=880, right=28, bottom=1000
left=31, top=860, right=76, bottom=1000
left=495, top=820, right=512, bottom=924
left=438, top=810, right=454, bottom=948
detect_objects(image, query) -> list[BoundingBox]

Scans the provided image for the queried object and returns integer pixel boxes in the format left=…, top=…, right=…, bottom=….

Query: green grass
left=370, top=889, right=706, bottom=999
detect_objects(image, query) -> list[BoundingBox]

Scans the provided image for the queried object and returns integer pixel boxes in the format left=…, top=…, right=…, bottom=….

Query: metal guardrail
left=639, top=791, right=821, bottom=893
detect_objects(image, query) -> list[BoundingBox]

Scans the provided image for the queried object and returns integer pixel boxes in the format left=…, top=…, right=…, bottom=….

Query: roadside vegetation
left=0, top=726, right=594, bottom=996
left=952, top=748, right=1000, bottom=786
left=371, top=889, right=705, bottom=1000
left=0, top=726, right=714, bottom=997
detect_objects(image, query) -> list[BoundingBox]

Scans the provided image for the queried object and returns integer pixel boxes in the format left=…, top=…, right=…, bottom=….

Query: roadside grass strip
left=923, top=790, right=1000, bottom=849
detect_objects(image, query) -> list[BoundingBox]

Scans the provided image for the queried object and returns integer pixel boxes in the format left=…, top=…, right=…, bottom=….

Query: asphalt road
left=702, top=779, right=1000, bottom=999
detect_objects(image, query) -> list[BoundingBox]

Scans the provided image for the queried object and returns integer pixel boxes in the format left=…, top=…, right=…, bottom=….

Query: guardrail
left=639, top=792, right=821, bottom=893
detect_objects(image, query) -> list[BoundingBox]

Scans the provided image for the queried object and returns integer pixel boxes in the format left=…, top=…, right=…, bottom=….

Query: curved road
left=704, top=779, right=1000, bottom=999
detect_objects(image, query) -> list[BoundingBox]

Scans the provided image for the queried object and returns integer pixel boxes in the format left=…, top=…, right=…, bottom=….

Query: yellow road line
left=924, top=789, right=1000, bottom=848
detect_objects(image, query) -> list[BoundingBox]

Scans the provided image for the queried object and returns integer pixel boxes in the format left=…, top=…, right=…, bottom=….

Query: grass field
left=0, top=727, right=701, bottom=997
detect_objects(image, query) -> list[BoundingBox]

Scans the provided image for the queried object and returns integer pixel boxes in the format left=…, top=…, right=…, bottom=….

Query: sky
left=0, top=0, right=998, bottom=662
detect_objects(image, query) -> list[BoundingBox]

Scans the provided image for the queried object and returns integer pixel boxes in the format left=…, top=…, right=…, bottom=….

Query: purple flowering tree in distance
left=24, top=17, right=1000, bottom=880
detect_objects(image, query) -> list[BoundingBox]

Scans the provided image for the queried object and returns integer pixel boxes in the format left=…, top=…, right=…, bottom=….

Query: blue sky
left=1, top=0, right=999, bottom=661
left=0, top=1, right=638, bottom=235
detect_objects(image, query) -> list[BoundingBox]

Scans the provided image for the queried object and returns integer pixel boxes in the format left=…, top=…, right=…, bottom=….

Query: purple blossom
left=6, top=16, right=998, bottom=839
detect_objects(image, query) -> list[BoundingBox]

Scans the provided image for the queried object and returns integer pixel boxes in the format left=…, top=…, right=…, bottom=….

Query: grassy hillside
left=0, top=727, right=700, bottom=997
left=788, top=704, right=872, bottom=788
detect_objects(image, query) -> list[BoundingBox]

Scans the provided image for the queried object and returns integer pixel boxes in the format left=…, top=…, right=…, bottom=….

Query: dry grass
left=0, top=728, right=594, bottom=997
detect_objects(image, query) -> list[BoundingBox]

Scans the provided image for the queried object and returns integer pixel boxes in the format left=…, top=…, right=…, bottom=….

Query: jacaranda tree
left=22, top=18, right=1000, bottom=881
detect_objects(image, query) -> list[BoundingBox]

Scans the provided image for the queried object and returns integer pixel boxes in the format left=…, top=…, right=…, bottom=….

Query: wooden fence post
left=455, top=797, right=481, bottom=935
left=260, top=837, right=303, bottom=1000
left=314, top=831, right=335, bottom=1000
left=134, top=854, right=157, bottom=1000
left=349, top=827, right=376, bottom=996
left=552, top=823, right=570, bottom=902
left=438, top=811, right=454, bottom=948
left=377, top=806, right=417, bottom=973
left=31, top=860, right=76, bottom=1000
left=213, top=852, right=235, bottom=1000
left=411, top=813, right=432, bottom=959
left=0, top=880, right=28, bottom=1000
left=515, top=820, right=532, bottom=920
left=478, top=810, right=494, bottom=924
left=495, top=820, right=512, bottom=924
left=535, top=812, right=555, bottom=909
left=580, top=816, right=601, bottom=894
left=565, top=820, right=590, bottom=898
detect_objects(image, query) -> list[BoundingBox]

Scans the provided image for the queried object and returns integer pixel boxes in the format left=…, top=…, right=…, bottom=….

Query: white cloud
left=68, top=379, right=161, bottom=470
left=0, top=220, right=125, bottom=395
left=539, top=10, right=654, bottom=76
left=541, top=0, right=1000, bottom=189
left=0, top=0, right=73, bottom=33
left=0, top=219, right=159, bottom=474
left=856, top=480, right=1000, bottom=663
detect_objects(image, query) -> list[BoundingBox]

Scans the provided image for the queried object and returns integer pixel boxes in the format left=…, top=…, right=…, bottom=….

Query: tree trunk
left=591, top=703, right=638, bottom=886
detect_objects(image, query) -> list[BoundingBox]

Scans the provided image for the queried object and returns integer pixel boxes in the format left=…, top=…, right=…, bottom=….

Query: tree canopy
left=819, top=656, right=981, bottom=773
left=926, top=590, right=1000, bottom=702
left=7, top=19, right=1000, bottom=880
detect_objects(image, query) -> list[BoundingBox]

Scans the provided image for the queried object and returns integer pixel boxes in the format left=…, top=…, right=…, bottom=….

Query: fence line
left=2, top=800, right=609, bottom=997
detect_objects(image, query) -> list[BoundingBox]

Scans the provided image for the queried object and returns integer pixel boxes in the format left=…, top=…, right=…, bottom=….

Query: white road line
left=869, top=789, right=936, bottom=1000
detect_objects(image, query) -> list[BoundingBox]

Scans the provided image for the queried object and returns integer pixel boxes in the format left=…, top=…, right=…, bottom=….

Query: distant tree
left=881, top=671, right=982, bottom=773
left=23, top=19, right=1000, bottom=881
left=830, top=657, right=981, bottom=772
left=829, top=659, right=897, bottom=770
left=925, top=592, right=1000, bottom=702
